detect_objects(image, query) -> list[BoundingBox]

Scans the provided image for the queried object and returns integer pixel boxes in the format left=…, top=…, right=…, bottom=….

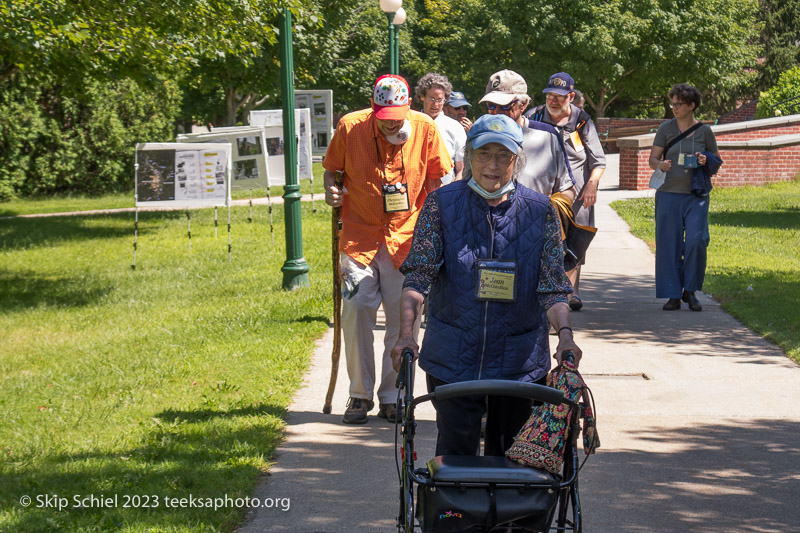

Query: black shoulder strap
left=665, top=121, right=704, bottom=153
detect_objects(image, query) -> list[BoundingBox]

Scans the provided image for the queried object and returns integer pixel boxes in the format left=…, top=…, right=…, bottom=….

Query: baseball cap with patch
left=543, top=72, right=575, bottom=95
left=372, top=74, right=411, bottom=120
left=467, top=114, right=523, bottom=154
left=448, top=91, right=471, bottom=108
left=479, top=70, right=529, bottom=106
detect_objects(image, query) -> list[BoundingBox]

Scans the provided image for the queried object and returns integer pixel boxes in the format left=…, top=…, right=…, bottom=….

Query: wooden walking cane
left=323, top=172, right=344, bottom=414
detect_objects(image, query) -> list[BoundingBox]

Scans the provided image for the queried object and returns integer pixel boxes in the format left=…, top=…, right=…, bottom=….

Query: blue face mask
left=467, top=176, right=516, bottom=200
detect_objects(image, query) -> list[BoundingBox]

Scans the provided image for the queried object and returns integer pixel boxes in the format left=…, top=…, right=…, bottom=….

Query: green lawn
left=0, top=200, right=333, bottom=531
left=611, top=181, right=800, bottom=363
left=0, top=164, right=326, bottom=217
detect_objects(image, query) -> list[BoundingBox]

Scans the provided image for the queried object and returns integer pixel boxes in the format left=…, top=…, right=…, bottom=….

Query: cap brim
left=479, top=92, right=517, bottom=106
left=373, top=103, right=409, bottom=120
left=543, top=88, right=573, bottom=96
left=448, top=99, right=471, bottom=107
left=471, top=133, right=521, bottom=154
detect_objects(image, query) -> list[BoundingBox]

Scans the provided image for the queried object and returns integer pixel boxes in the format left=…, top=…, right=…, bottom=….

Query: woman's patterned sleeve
left=537, top=203, right=572, bottom=310
left=400, top=191, right=444, bottom=295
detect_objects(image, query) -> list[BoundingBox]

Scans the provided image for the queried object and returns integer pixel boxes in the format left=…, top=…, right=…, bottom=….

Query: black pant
left=426, top=374, right=545, bottom=457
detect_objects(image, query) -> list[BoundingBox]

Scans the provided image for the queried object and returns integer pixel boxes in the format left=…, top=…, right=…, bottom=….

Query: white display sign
left=247, top=108, right=314, bottom=185
left=135, top=143, right=231, bottom=207
left=176, top=127, right=271, bottom=190
left=295, top=90, right=333, bottom=156
left=251, top=90, right=333, bottom=157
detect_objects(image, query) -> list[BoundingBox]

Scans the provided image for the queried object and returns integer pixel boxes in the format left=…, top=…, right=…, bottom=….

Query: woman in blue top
left=390, top=114, right=581, bottom=457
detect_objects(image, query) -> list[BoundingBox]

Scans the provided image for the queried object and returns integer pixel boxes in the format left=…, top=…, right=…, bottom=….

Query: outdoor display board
left=176, top=127, right=270, bottom=191
left=135, top=143, right=231, bottom=207
left=251, top=89, right=333, bottom=157
left=245, top=108, right=313, bottom=185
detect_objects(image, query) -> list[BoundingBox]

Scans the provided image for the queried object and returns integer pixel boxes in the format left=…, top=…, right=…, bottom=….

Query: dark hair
left=668, top=83, right=701, bottom=110
left=573, top=89, right=585, bottom=107
left=414, top=72, right=453, bottom=101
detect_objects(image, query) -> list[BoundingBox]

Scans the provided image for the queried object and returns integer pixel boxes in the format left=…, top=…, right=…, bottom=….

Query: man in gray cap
left=480, top=69, right=575, bottom=200
left=444, top=90, right=473, bottom=133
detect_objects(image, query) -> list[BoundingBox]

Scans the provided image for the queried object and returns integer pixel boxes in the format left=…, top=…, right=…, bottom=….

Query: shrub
left=0, top=75, right=181, bottom=201
left=755, top=66, right=800, bottom=119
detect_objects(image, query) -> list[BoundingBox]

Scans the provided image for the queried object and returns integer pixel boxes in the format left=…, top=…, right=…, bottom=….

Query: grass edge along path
left=610, top=180, right=800, bottom=365
left=0, top=200, right=333, bottom=532
left=0, top=165, right=326, bottom=218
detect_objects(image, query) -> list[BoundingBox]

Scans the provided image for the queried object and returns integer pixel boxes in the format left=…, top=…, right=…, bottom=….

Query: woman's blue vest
left=419, top=181, right=552, bottom=384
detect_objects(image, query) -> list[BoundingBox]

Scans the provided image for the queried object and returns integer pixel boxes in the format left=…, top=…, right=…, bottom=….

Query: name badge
left=569, top=131, right=584, bottom=153
left=475, top=259, right=517, bottom=302
left=383, top=184, right=410, bottom=213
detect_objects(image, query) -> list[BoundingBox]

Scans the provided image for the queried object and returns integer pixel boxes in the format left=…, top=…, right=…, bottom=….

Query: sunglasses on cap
left=484, top=100, right=518, bottom=111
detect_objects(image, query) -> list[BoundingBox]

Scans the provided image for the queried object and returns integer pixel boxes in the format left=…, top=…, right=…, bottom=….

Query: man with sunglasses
left=480, top=70, right=575, bottom=201
left=526, top=73, right=606, bottom=311
left=444, top=90, right=473, bottom=133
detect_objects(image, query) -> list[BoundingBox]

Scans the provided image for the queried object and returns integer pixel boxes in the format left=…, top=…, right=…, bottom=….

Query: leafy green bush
left=0, top=75, right=180, bottom=201
left=755, top=66, right=800, bottom=118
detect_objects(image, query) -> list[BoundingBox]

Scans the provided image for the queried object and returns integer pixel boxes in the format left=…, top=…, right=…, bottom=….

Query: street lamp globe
left=379, top=0, right=402, bottom=14
left=393, top=7, right=407, bottom=25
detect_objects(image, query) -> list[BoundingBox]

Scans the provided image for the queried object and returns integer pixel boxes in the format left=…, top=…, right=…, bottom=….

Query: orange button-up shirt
left=323, top=109, right=453, bottom=268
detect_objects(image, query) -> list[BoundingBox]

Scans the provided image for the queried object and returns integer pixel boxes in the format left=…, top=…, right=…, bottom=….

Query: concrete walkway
left=237, top=155, right=800, bottom=533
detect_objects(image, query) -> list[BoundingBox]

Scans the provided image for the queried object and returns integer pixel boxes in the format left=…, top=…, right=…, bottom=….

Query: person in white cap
left=323, top=74, right=453, bottom=424
left=415, top=72, right=467, bottom=184
left=480, top=70, right=575, bottom=201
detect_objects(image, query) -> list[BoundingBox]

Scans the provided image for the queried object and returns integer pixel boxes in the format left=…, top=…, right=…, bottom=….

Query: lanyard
left=373, top=136, right=406, bottom=187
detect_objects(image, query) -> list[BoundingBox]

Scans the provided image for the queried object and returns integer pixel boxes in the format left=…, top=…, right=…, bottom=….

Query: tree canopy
left=0, top=0, right=779, bottom=198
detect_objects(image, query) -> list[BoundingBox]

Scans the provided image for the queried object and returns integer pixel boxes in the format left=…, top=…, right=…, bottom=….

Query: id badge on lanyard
left=475, top=258, right=518, bottom=302
left=383, top=183, right=410, bottom=213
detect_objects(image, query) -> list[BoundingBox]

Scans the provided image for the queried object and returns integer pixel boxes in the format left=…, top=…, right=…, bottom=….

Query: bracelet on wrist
left=558, top=326, right=573, bottom=336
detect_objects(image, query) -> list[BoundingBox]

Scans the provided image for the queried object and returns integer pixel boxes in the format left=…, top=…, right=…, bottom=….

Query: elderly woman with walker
left=391, top=114, right=582, bottom=458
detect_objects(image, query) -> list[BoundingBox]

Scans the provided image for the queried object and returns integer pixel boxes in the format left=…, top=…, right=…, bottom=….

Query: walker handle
left=433, top=379, right=573, bottom=407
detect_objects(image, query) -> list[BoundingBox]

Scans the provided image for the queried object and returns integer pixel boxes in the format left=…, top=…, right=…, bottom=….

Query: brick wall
left=596, top=117, right=666, bottom=137
left=715, top=145, right=800, bottom=186
left=718, top=100, right=758, bottom=125
left=715, top=123, right=800, bottom=141
left=617, top=114, right=800, bottom=190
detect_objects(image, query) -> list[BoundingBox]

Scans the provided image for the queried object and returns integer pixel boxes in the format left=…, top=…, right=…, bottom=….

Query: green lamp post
left=379, top=0, right=403, bottom=74
left=279, top=7, right=310, bottom=290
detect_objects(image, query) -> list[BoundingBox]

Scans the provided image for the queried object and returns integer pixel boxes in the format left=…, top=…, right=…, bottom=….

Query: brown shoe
left=343, top=398, right=374, bottom=424
left=377, top=403, right=397, bottom=423
left=682, top=291, right=702, bottom=312
left=662, top=298, right=681, bottom=311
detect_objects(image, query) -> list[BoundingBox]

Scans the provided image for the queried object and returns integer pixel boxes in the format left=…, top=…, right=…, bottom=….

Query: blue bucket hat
left=543, top=72, right=575, bottom=96
left=448, top=91, right=471, bottom=108
left=467, top=114, right=523, bottom=154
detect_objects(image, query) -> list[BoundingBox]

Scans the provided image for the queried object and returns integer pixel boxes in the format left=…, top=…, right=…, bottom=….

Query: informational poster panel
left=135, top=143, right=231, bottom=207
left=246, top=108, right=314, bottom=185
left=294, top=90, right=333, bottom=156
left=176, top=128, right=270, bottom=191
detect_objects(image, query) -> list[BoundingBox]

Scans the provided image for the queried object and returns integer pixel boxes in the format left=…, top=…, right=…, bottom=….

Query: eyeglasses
left=450, top=105, right=469, bottom=111
left=425, top=97, right=446, bottom=104
left=485, top=100, right=518, bottom=111
left=670, top=102, right=686, bottom=109
left=474, top=149, right=516, bottom=166
left=545, top=93, right=569, bottom=102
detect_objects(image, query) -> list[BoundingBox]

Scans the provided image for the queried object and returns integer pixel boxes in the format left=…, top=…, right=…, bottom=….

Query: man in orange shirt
left=324, top=74, right=452, bottom=424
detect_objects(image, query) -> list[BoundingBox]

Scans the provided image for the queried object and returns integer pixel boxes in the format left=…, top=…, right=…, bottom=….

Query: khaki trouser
left=340, top=245, right=421, bottom=405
